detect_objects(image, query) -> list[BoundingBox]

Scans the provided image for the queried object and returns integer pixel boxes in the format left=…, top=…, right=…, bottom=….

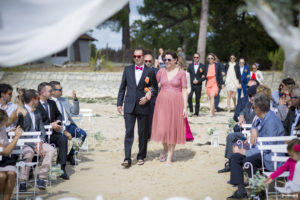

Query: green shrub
left=268, top=47, right=284, bottom=70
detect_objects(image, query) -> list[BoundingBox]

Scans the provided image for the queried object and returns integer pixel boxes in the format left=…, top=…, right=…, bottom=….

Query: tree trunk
left=197, top=0, right=209, bottom=64
left=122, top=3, right=130, bottom=64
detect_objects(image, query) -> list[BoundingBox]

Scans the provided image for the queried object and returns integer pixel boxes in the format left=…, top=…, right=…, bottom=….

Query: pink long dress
left=151, top=68, right=187, bottom=144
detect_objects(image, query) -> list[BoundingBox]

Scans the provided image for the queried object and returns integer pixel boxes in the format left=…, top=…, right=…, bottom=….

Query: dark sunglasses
left=145, top=60, right=152, bottom=63
left=54, top=88, right=62, bottom=91
left=290, top=96, right=298, bottom=99
left=163, top=58, right=172, bottom=62
left=230, top=57, right=236, bottom=59
left=207, top=57, right=214, bottom=60
left=194, top=56, right=199, bottom=59
left=133, top=55, right=143, bottom=59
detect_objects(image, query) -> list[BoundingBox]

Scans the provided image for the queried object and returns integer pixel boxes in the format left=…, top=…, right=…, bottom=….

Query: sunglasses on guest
left=144, top=60, right=152, bottom=63
left=133, top=55, right=143, bottom=59
left=163, top=58, right=172, bottom=62
left=207, top=57, right=214, bottom=60
left=290, top=96, right=298, bottom=99
left=194, top=56, right=199, bottom=59
left=54, top=88, right=63, bottom=91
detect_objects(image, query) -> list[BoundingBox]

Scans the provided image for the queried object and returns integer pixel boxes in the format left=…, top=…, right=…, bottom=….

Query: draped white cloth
left=0, top=0, right=128, bottom=67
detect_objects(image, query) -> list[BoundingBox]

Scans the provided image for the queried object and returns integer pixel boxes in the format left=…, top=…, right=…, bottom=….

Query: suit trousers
left=225, top=132, right=244, bottom=159
left=124, top=108, right=149, bottom=162
left=148, top=98, right=156, bottom=139
left=237, top=83, right=247, bottom=101
left=230, top=153, right=262, bottom=185
left=188, top=84, right=202, bottom=115
left=49, top=133, right=68, bottom=166
left=20, top=143, right=55, bottom=180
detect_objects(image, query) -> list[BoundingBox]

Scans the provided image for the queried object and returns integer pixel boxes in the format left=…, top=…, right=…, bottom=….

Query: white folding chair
left=0, top=147, right=3, bottom=161
left=78, top=108, right=93, bottom=153
left=257, top=136, right=297, bottom=200
left=8, top=131, right=41, bottom=200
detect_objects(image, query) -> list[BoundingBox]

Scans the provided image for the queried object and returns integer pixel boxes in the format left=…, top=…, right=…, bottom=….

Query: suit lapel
left=130, top=65, right=137, bottom=87
left=38, top=102, right=50, bottom=121
left=24, top=107, right=34, bottom=131
left=137, top=66, right=147, bottom=88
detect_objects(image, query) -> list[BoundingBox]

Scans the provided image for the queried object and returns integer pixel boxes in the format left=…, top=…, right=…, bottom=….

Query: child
left=266, top=138, right=300, bottom=193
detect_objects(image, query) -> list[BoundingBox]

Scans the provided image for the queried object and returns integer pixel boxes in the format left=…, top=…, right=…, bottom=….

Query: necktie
left=195, top=62, right=199, bottom=65
left=59, top=101, right=65, bottom=121
left=43, top=102, right=50, bottom=119
left=136, top=66, right=143, bottom=70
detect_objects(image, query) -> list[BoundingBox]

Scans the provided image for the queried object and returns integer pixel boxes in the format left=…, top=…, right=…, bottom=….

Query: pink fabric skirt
left=186, top=117, right=194, bottom=141
left=151, top=90, right=186, bottom=144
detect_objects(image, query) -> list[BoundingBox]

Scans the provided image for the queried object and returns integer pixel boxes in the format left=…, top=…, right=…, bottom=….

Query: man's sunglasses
left=290, top=96, right=298, bottom=99
left=194, top=56, right=199, bottom=59
left=163, top=58, right=172, bottom=62
left=145, top=60, right=152, bottom=63
left=54, top=88, right=63, bottom=91
left=133, top=55, right=143, bottom=59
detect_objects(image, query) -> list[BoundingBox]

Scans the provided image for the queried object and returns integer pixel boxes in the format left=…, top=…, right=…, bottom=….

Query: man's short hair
left=249, top=79, right=260, bottom=86
left=0, top=83, right=13, bottom=97
left=133, top=47, right=145, bottom=55
left=49, top=81, right=61, bottom=89
left=37, top=82, right=51, bottom=95
left=253, top=93, right=270, bottom=113
left=194, top=53, right=200, bottom=57
left=24, top=89, right=38, bottom=104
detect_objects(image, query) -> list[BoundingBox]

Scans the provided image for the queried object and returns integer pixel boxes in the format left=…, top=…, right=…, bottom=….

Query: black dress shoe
left=193, top=113, right=199, bottom=117
left=60, top=170, right=70, bottom=180
left=19, top=183, right=27, bottom=192
left=218, top=164, right=231, bottom=173
left=67, top=154, right=76, bottom=166
left=37, top=179, right=46, bottom=190
left=227, top=190, right=248, bottom=199
left=121, top=160, right=131, bottom=168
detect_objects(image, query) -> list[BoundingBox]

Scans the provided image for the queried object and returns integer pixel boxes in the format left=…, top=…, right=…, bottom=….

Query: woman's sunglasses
left=163, top=58, right=172, bottom=62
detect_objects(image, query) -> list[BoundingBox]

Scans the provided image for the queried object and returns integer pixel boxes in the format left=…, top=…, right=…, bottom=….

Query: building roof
left=79, top=34, right=97, bottom=41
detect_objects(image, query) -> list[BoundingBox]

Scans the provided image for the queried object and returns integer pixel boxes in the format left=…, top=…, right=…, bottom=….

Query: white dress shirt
left=135, top=64, right=144, bottom=86
left=51, top=97, right=70, bottom=126
left=194, top=62, right=199, bottom=74
left=240, top=66, right=244, bottom=76
left=25, top=104, right=36, bottom=130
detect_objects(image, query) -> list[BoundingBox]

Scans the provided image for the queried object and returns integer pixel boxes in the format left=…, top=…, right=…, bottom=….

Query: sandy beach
left=34, top=99, right=239, bottom=200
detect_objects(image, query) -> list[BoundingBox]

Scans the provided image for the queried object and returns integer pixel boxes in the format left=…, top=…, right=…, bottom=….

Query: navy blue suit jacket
left=240, top=65, right=250, bottom=84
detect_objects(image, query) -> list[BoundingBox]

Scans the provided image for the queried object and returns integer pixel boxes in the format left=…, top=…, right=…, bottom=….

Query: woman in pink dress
left=151, top=51, right=188, bottom=164
left=177, top=56, right=194, bottom=141
left=204, top=53, right=224, bottom=117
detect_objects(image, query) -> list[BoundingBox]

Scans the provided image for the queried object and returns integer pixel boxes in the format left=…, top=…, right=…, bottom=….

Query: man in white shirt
left=19, top=89, right=55, bottom=191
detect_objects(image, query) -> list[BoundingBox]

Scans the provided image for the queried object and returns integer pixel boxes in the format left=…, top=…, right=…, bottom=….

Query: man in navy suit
left=117, top=48, right=158, bottom=167
left=237, top=58, right=250, bottom=101
left=187, top=53, right=206, bottom=116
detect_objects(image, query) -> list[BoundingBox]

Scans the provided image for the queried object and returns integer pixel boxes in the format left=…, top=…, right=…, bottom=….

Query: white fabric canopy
left=0, top=0, right=128, bottom=67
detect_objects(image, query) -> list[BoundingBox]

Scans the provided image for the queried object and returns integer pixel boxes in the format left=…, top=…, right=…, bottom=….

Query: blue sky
left=91, top=0, right=144, bottom=50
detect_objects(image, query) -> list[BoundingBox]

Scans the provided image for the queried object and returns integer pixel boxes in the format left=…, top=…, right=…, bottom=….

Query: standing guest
left=0, top=84, right=18, bottom=131
left=250, top=63, right=264, bottom=84
left=277, top=84, right=295, bottom=122
left=204, top=53, right=224, bottom=117
left=0, top=110, right=23, bottom=200
left=225, top=54, right=241, bottom=112
left=117, top=48, right=158, bottom=167
left=237, top=58, right=250, bottom=101
left=187, top=53, right=205, bottom=117
left=18, top=89, right=55, bottom=192
left=228, top=94, right=285, bottom=199
left=50, top=81, right=87, bottom=165
left=144, top=53, right=158, bottom=139
left=177, top=47, right=186, bottom=61
left=214, top=56, right=226, bottom=112
left=35, top=82, right=69, bottom=179
left=157, top=48, right=165, bottom=68
left=151, top=51, right=188, bottom=164
left=178, top=56, right=194, bottom=141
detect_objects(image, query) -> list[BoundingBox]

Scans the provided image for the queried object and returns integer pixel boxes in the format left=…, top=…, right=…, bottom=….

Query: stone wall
left=0, top=71, right=286, bottom=98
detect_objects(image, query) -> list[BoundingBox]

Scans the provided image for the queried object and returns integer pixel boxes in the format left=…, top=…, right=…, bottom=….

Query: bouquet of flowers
left=72, top=137, right=83, bottom=151
left=207, top=127, right=217, bottom=136
left=49, top=164, right=64, bottom=180
left=249, top=171, right=266, bottom=198
left=226, top=118, right=236, bottom=134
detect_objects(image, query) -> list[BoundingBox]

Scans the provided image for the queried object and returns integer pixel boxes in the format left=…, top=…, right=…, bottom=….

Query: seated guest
left=233, top=79, right=259, bottom=124
left=0, top=110, right=23, bottom=200
left=227, top=93, right=285, bottom=199
left=218, top=85, right=257, bottom=173
left=18, top=89, right=55, bottom=191
left=271, top=78, right=295, bottom=110
left=36, top=82, right=69, bottom=179
left=284, top=88, right=300, bottom=136
left=0, top=84, right=18, bottom=131
left=50, top=81, right=87, bottom=165
left=277, top=84, right=296, bottom=122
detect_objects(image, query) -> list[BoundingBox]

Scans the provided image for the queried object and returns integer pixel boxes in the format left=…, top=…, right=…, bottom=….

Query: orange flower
left=145, top=76, right=149, bottom=84
left=144, top=87, right=150, bottom=92
left=199, top=68, right=203, bottom=73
